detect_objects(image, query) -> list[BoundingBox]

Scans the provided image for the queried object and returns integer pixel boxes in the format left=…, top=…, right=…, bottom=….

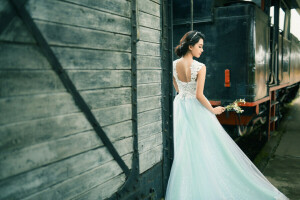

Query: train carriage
left=0, top=0, right=299, bottom=199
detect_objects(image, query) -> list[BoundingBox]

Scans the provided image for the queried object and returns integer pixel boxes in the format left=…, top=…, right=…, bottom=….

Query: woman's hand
left=213, top=106, right=226, bottom=115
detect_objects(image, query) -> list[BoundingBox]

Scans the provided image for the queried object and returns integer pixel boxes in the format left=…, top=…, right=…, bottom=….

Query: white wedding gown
left=164, top=59, right=289, bottom=200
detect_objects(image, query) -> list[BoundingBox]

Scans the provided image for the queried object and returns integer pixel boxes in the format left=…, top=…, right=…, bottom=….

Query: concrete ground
left=262, top=95, right=300, bottom=200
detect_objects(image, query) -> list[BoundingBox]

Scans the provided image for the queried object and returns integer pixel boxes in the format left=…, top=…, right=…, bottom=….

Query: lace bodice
left=173, top=59, right=205, bottom=98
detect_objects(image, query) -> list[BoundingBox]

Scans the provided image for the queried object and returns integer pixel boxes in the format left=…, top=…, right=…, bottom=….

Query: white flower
left=225, top=99, right=245, bottom=113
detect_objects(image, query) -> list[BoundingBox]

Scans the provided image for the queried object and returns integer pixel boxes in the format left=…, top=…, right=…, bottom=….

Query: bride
left=164, top=30, right=289, bottom=200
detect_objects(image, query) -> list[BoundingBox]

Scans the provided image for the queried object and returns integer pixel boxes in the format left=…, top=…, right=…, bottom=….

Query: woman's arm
left=195, top=65, right=215, bottom=114
left=173, top=77, right=179, bottom=93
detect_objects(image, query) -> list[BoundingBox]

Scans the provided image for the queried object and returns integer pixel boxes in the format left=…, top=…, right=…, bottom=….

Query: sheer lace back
left=173, top=59, right=204, bottom=98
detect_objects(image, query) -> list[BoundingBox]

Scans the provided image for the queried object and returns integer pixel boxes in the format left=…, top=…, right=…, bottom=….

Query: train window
left=279, top=8, right=285, bottom=32
left=270, top=6, right=274, bottom=25
left=269, top=6, right=285, bottom=32
left=290, top=9, right=300, bottom=39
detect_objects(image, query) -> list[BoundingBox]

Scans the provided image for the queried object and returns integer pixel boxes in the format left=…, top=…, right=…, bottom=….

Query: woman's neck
left=181, top=53, right=193, bottom=64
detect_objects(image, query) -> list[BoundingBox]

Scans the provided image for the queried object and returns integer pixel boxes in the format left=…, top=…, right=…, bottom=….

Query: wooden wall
left=0, top=0, right=163, bottom=199
left=136, top=0, right=163, bottom=174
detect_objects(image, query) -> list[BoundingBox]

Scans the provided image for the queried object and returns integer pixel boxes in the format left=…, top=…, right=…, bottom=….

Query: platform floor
left=263, top=95, right=300, bottom=200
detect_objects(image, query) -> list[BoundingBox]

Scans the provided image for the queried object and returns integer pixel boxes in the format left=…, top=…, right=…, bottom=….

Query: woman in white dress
left=164, top=30, right=289, bottom=200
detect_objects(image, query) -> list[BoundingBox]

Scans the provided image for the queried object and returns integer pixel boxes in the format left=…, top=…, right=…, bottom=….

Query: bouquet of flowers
left=224, top=99, right=246, bottom=113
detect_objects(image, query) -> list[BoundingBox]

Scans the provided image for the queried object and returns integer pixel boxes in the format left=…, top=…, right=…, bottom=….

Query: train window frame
left=279, top=7, right=285, bottom=33
left=270, top=4, right=289, bottom=38
left=290, top=9, right=300, bottom=40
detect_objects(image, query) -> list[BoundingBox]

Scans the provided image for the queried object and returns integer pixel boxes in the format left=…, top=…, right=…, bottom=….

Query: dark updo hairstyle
left=174, top=30, right=205, bottom=57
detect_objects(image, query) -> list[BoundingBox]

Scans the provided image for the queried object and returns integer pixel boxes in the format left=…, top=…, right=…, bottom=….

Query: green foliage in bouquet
left=225, top=99, right=246, bottom=113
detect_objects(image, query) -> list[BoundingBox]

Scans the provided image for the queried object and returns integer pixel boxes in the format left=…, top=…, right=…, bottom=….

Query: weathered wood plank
left=27, top=0, right=131, bottom=35
left=35, top=20, right=131, bottom=51
left=52, top=47, right=131, bottom=70
left=139, top=144, right=163, bottom=173
left=137, top=96, right=161, bottom=113
left=139, top=11, right=161, bottom=30
left=138, top=0, right=160, bottom=17
left=82, top=87, right=131, bottom=109
left=0, top=140, right=132, bottom=200
left=23, top=155, right=132, bottom=200
left=73, top=173, right=126, bottom=200
left=0, top=113, right=89, bottom=151
left=59, top=0, right=131, bottom=18
left=93, top=104, right=132, bottom=128
left=0, top=16, right=36, bottom=43
left=138, top=108, right=162, bottom=127
left=0, top=44, right=50, bottom=70
left=0, top=109, right=131, bottom=152
left=0, top=130, right=133, bottom=180
left=137, top=41, right=160, bottom=56
left=137, top=70, right=161, bottom=84
left=138, top=132, right=162, bottom=154
left=67, top=70, right=131, bottom=90
left=137, top=55, right=161, bottom=69
left=149, top=0, right=161, bottom=4
left=137, top=83, right=161, bottom=98
left=138, top=121, right=162, bottom=141
left=0, top=93, right=80, bottom=125
left=0, top=70, right=66, bottom=97
left=139, top=26, right=161, bottom=44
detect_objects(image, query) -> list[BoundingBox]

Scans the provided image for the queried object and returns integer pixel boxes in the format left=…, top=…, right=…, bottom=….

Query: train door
left=270, top=0, right=291, bottom=85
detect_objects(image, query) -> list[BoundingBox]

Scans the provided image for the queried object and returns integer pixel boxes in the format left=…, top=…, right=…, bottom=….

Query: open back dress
left=164, top=59, right=289, bottom=200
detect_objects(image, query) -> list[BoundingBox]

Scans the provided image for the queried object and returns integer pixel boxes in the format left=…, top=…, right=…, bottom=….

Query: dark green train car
left=173, top=0, right=300, bottom=139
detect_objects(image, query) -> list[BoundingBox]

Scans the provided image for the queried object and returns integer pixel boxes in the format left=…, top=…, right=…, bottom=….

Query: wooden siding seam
left=137, top=81, right=161, bottom=84
left=59, top=0, right=131, bottom=18
left=137, top=106, right=161, bottom=114
left=139, top=10, right=160, bottom=19
left=33, top=19, right=131, bottom=37
left=149, top=0, right=161, bottom=5
left=137, top=55, right=161, bottom=59
left=58, top=0, right=131, bottom=19
left=48, top=43, right=132, bottom=53
left=137, top=94, right=161, bottom=100
left=0, top=111, right=83, bottom=128
left=0, top=90, right=74, bottom=99
left=136, top=53, right=161, bottom=57
left=0, top=69, right=59, bottom=72
left=0, top=111, right=83, bottom=127
left=0, top=39, right=36, bottom=45
left=0, top=40, right=36, bottom=46
left=136, top=68, right=162, bottom=71
left=138, top=119, right=162, bottom=128
left=79, top=86, right=131, bottom=93
left=139, top=24, right=161, bottom=31
left=138, top=39, right=160, bottom=45
left=136, top=54, right=161, bottom=58
left=137, top=83, right=162, bottom=87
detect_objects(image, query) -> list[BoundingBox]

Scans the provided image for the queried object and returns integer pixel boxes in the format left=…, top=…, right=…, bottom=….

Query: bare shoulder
left=194, top=60, right=205, bottom=67
left=194, top=60, right=206, bottom=73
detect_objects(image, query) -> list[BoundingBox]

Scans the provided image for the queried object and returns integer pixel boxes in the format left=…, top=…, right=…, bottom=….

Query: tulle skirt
left=165, top=96, right=289, bottom=200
